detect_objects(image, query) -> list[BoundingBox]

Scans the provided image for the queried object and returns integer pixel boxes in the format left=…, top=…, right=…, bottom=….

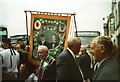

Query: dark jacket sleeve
left=57, top=55, right=71, bottom=80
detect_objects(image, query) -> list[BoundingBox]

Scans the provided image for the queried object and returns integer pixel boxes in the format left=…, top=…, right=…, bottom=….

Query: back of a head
left=2, top=38, right=11, bottom=44
left=67, top=37, right=81, bottom=55
left=2, top=38, right=11, bottom=48
left=67, top=37, right=81, bottom=48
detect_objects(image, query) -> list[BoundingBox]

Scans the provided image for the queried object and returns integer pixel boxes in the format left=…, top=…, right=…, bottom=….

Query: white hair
left=80, top=45, right=87, bottom=51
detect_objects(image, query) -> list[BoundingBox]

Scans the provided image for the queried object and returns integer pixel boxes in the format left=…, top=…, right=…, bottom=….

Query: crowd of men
left=0, top=35, right=120, bottom=82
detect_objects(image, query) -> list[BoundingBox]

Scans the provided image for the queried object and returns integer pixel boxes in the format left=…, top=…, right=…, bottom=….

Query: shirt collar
left=97, top=57, right=109, bottom=68
left=67, top=48, right=75, bottom=59
left=44, top=55, right=49, bottom=61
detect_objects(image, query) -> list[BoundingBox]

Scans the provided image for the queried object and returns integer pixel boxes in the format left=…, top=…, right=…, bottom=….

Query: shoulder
left=100, top=57, right=118, bottom=71
left=0, top=49, right=10, bottom=54
left=60, top=50, right=70, bottom=56
left=49, top=58, right=56, bottom=65
left=46, top=55, right=56, bottom=65
left=58, top=50, right=71, bottom=59
left=99, top=60, right=118, bottom=80
left=14, top=50, right=19, bottom=53
left=58, top=50, right=74, bottom=63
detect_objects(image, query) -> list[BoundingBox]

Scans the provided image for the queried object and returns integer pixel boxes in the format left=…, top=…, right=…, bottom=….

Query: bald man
left=37, top=45, right=56, bottom=81
left=56, top=37, right=83, bottom=81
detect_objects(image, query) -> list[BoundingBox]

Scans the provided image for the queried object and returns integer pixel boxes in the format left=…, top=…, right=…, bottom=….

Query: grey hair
left=38, top=45, right=48, bottom=52
left=93, top=36, right=113, bottom=53
left=67, top=37, right=81, bottom=49
left=80, top=45, right=87, bottom=51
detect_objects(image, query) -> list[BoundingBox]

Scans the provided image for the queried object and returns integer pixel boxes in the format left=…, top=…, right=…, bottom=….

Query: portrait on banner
left=30, top=14, right=71, bottom=60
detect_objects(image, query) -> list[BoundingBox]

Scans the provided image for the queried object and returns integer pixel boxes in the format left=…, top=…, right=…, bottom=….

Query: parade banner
left=30, top=14, right=71, bottom=61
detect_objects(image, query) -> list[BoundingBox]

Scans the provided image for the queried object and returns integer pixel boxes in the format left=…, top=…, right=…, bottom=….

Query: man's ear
left=101, top=45, right=105, bottom=53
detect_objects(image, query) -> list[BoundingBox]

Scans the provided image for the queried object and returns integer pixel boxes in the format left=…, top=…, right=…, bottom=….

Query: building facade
left=103, top=0, right=120, bottom=47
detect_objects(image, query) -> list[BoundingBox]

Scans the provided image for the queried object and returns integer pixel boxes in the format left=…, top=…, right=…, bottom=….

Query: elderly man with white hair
left=79, top=45, right=87, bottom=56
left=37, top=45, right=56, bottom=81
left=27, top=45, right=56, bottom=82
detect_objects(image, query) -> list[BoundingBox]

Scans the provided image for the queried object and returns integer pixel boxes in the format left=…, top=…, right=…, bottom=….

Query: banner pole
left=73, top=13, right=78, bottom=37
left=24, top=11, right=29, bottom=45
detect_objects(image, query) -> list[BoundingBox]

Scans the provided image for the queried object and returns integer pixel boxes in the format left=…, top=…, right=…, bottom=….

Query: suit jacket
left=56, top=49, right=83, bottom=80
left=93, top=56, right=118, bottom=80
left=38, top=55, right=56, bottom=81
left=78, top=52, right=94, bottom=80
left=49, top=42, right=59, bottom=49
left=38, top=41, right=50, bottom=49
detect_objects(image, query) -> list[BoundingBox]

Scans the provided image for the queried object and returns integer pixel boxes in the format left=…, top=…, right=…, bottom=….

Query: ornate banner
left=29, top=14, right=71, bottom=63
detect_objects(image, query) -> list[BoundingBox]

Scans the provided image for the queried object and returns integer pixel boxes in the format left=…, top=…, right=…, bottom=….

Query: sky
left=0, top=0, right=112, bottom=37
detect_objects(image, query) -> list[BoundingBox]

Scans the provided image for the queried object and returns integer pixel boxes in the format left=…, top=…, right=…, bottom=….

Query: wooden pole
left=73, top=13, right=78, bottom=37
left=24, top=11, right=29, bottom=45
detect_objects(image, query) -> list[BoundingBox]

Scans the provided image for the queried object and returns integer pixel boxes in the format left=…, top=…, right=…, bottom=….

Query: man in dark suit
left=37, top=45, right=56, bottom=81
left=78, top=45, right=94, bottom=80
left=56, top=37, right=83, bottom=81
left=38, top=34, right=50, bottom=49
left=49, top=34, right=59, bottom=49
left=90, top=36, right=118, bottom=80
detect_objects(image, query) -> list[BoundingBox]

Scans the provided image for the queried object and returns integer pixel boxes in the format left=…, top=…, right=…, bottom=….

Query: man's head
left=51, top=34, right=56, bottom=43
left=2, top=38, right=11, bottom=49
left=40, top=34, right=46, bottom=41
left=38, top=45, right=48, bottom=60
left=67, top=37, right=81, bottom=55
left=90, top=36, right=113, bottom=62
left=16, top=44, right=21, bottom=50
left=79, top=45, right=87, bottom=55
left=19, top=64, right=26, bottom=73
